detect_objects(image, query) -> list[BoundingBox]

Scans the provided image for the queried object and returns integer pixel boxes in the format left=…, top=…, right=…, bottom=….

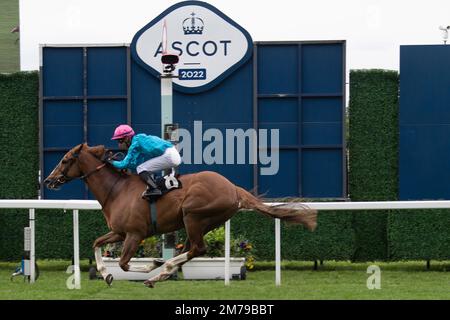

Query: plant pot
left=101, top=256, right=247, bottom=281
left=181, top=257, right=246, bottom=280
left=101, top=257, right=162, bottom=281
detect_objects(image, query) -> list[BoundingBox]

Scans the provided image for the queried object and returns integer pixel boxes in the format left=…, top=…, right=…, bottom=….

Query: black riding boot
left=138, top=171, right=162, bottom=199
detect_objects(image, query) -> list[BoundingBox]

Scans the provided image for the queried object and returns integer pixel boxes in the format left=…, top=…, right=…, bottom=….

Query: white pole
left=73, top=209, right=81, bottom=289
left=29, top=208, right=35, bottom=283
left=161, top=76, right=173, bottom=137
left=224, top=220, right=230, bottom=285
left=275, top=218, right=281, bottom=286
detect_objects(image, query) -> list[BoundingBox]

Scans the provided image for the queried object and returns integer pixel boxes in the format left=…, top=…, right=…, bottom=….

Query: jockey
left=110, top=124, right=181, bottom=199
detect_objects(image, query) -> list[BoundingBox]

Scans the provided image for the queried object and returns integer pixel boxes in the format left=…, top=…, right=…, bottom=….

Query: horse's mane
left=84, top=144, right=131, bottom=178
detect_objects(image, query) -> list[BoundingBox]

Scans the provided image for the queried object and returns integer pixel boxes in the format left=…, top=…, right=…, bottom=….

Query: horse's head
left=44, top=143, right=107, bottom=190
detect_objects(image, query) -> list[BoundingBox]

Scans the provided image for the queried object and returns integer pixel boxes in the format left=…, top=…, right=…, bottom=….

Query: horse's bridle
left=59, top=151, right=106, bottom=183
left=58, top=150, right=119, bottom=208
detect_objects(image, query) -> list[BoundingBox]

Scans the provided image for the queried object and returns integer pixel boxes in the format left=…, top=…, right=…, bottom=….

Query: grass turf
left=1, top=260, right=450, bottom=300
left=0, top=0, right=20, bottom=73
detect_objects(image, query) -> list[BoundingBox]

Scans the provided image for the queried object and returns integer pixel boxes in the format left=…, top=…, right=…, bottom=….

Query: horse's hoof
left=105, top=274, right=113, bottom=286
left=144, top=280, right=155, bottom=288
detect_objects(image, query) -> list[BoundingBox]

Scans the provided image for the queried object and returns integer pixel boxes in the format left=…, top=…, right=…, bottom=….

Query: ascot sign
left=131, top=1, right=253, bottom=93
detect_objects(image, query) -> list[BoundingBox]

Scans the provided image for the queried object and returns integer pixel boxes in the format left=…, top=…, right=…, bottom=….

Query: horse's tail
left=236, top=187, right=317, bottom=231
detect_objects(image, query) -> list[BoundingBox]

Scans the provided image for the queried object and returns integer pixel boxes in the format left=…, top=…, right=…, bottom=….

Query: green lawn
left=0, top=0, right=20, bottom=73
left=1, top=260, right=450, bottom=300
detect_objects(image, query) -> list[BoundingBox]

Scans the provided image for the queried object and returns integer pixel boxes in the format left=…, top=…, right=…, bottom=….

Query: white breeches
left=136, top=146, right=181, bottom=174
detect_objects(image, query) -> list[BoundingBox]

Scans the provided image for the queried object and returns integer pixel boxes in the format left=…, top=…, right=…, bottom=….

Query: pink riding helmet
left=111, top=124, right=135, bottom=140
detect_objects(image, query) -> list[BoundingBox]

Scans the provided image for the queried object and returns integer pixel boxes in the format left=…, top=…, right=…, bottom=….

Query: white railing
left=0, top=200, right=101, bottom=289
left=2, top=199, right=450, bottom=288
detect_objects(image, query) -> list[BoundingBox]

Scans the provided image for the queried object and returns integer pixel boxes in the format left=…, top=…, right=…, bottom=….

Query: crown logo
left=183, top=12, right=204, bottom=35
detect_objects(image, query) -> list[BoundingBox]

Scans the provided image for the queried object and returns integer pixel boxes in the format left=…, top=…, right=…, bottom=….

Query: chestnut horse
left=44, top=143, right=317, bottom=287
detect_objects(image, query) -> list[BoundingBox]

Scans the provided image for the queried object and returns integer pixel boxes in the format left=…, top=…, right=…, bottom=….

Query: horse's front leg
left=93, top=231, right=124, bottom=285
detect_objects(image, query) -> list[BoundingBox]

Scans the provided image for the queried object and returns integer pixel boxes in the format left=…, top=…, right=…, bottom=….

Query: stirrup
left=141, top=187, right=162, bottom=199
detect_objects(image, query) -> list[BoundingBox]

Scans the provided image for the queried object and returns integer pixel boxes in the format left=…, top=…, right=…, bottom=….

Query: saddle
left=146, top=172, right=182, bottom=203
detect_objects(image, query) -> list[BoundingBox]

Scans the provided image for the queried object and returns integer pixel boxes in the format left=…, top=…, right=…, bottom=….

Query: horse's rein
left=79, top=163, right=107, bottom=180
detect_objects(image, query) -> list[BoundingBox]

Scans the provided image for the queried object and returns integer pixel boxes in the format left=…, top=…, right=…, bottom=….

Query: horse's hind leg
left=144, top=215, right=206, bottom=288
left=93, top=232, right=124, bottom=283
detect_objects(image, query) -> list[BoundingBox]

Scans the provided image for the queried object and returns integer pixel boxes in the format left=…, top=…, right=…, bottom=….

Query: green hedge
left=348, top=70, right=399, bottom=261
left=34, top=210, right=108, bottom=260
left=0, top=72, right=39, bottom=260
left=0, top=72, right=111, bottom=261
left=388, top=211, right=450, bottom=260
left=231, top=211, right=355, bottom=261
left=0, top=72, right=39, bottom=198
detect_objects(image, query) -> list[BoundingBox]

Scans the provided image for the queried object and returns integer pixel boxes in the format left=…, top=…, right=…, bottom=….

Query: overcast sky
left=20, top=0, right=450, bottom=71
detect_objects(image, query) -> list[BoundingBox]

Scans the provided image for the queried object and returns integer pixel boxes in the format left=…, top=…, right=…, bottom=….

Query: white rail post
left=224, top=219, right=230, bottom=285
left=275, top=218, right=281, bottom=286
left=29, top=208, right=35, bottom=283
left=73, top=209, right=81, bottom=289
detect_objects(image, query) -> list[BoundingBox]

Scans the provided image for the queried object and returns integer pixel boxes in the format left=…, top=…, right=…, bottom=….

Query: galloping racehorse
left=44, top=143, right=317, bottom=287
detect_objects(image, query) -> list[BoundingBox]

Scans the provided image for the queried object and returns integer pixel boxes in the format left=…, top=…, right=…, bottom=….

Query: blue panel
left=44, top=101, right=83, bottom=125
left=176, top=119, right=254, bottom=190
left=258, top=123, right=298, bottom=146
left=43, top=100, right=83, bottom=148
left=44, top=125, right=83, bottom=149
left=174, top=60, right=253, bottom=125
left=176, top=124, right=253, bottom=166
left=87, top=47, right=127, bottom=96
left=87, top=100, right=127, bottom=147
left=88, top=125, right=118, bottom=148
left=399, top=45, right=450, bottom=200
left=302, top=123, right=342, bottom=145
left=41, top=42, right=344, bottom=200
left=131, top=60, right=161, bottom=125
left=173, top=61, right=253, bottom=189
left=400, top=45, right=450, bottom=125
left=258, top=97, right=298, bottom=147
left=302, top=97, right=342, bottom=122
left=43, top=152, right=85, bottom=199
left=302, top=149, right=342, bottom=197
left=301, top=44, right=343, bottom=94
left=132, top=125, right=161, bottom=137
left=181, top=163, right=253, bottom=191
left=259, top=98, right=298, bottom=122
left=400, top=125, right=450, bottom=200
left=257, top=45, right=298, bottom=94
left=302, top=97, right=342, bottom=145
left=43, top=48, right=83, bottom=97
left=88, top=100, right=127, bottom=125
left=259, top=150, right=298, bottom=197
left=256, top=43, right=344, bottom=198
